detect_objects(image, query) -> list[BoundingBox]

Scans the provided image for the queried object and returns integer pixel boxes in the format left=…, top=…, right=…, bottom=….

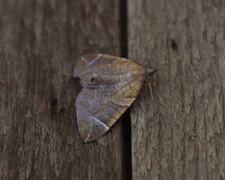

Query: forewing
left=75, top=73, right=146, bottom=142
left=75, top=88, right=110, bottom=142
left=73, top=54, right=118, bottom=78
left=74, top=54, right=145, bottom=88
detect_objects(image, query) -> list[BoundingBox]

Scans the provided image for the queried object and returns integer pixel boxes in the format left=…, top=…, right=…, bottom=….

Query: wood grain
left=128, top=0, right=225, bottom=179
left=0, top=0, right=122, bottom=179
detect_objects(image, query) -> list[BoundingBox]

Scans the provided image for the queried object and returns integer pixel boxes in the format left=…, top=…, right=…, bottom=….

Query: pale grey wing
left=75, top=88, right=110, bottom=142
left=73, top=54, right=118, bottom=78
left=75, top=73, right=146, bottom=142
left=76, top=88, right=115, bottom=142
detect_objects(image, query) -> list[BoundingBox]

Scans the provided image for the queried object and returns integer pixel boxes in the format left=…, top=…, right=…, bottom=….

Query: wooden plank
left=128, top=0, right=225, bottom=179
left=0, top=0, right=122, bottom=179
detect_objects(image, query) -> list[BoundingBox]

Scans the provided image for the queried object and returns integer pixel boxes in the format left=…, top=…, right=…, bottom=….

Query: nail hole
left=50, top=98, right=58, bottom=108
left=60, top=107, right=66, bottom=113
left=50, top=98, right=58, bottom=120
left=171, top=39, right=178, bottom=51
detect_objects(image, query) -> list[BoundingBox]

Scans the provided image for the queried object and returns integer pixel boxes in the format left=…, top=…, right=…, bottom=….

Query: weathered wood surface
left=0, top=0, right=122, bottom=179
left=1, top=0, right=225, bottom=179
left=129, top=0, right=225, bottom=179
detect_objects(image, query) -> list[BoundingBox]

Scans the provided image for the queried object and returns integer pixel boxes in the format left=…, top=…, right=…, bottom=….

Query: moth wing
left=73, top=54, right=119, bottom=77
left=75, top=73, right=146, bottom=142
left=75, top=88, right=109, bottom=142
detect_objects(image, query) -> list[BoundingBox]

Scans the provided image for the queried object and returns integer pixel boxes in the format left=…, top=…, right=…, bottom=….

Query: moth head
left=146, top=67, right=157, bottom=75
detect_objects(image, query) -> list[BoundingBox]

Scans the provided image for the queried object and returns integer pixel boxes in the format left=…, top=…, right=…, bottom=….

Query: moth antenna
left=148, top=83, right=154, bottom=102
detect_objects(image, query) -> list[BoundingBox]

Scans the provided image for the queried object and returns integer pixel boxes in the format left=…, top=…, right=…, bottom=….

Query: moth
left=73, top=54, right=156, bottom=142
